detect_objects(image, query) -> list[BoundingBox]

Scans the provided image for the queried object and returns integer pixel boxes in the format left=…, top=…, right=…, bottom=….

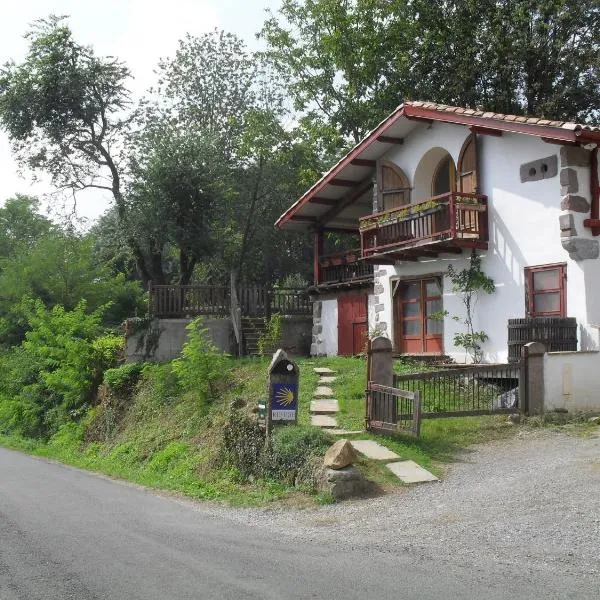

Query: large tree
left=0, top=16, right=155, bottom=283
left=262, top=0, right=600, bottom=145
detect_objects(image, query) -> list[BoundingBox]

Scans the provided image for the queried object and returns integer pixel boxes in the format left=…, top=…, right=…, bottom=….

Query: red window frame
left=524, top=263, right=566, bottom=317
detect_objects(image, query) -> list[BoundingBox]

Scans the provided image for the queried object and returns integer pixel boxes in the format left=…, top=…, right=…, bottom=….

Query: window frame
left=380, top=161, right=411, bottom=210
left=431, top=154, right=457, bottom=197
left=524, top=263, right=567, bottom=318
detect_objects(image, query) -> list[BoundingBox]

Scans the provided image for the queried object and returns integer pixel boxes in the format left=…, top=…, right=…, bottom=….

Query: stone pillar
left=522, top=341, right=546, bottom=415
left=310, top=300, right=323, bottom=356
left=368, top=336, right=393, bottom=387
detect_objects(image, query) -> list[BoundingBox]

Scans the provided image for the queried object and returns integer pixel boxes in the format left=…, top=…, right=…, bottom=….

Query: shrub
left=171, top=318, right=229, bottom=402
left=263, top=425, right=331, bottom=484
left=258, top=313, right=283, bottom=356
left=103, top=362, right=145, bottom=396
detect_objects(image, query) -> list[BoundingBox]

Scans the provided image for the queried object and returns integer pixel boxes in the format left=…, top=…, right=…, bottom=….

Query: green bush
left=103, top=362, right=145, bottom=396
left=264, top=426, right=331, bottom=483
left=139, top=363, right=181, bottom=404
left=171, top=318, right=229, bottom=402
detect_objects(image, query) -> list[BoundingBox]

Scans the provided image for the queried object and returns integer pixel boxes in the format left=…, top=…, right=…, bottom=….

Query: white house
left=276, top=101, right=600, bottom=363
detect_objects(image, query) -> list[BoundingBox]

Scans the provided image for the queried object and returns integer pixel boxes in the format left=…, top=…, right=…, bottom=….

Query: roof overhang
left=276, top=101, right=600, bottom=231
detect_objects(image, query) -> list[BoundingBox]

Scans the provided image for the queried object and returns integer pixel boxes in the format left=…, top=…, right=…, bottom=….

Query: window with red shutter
left=524, top=264, right=566, bottom=317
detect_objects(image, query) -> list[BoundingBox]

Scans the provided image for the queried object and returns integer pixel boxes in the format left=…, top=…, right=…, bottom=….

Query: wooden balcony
left=315, top=249, right=373, bottom=289
left=359, top=192, right=488, bottom=261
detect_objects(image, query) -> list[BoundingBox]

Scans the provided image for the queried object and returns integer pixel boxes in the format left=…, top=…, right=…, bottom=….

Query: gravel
left=192, top=428, right=600, bottom=584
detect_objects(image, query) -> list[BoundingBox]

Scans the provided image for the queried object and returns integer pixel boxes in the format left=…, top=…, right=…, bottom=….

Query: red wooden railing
left=317, top=249, right=373, bottom=285
left=359, top=192, right=488, bottom=257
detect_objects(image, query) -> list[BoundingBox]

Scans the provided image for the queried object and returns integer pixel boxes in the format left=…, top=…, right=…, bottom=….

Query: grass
left=0, top=354, right=527, bottom=507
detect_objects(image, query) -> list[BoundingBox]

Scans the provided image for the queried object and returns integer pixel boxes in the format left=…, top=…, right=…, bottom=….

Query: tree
left=262, top=0, right=600, bottom=146
left=0, top=16, right=154, bottom=283
left=0, top=195, right=53, bottom=260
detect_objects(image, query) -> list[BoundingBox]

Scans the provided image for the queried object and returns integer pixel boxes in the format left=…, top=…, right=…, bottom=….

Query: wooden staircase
left=241, top=317, right=266, bottom=356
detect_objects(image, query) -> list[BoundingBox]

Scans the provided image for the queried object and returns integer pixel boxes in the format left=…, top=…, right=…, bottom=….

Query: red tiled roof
left=276, top=101, right=600, bottom=229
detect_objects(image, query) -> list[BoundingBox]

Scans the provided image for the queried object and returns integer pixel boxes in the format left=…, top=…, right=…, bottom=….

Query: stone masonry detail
left=559, top=146, right=599, bottom=261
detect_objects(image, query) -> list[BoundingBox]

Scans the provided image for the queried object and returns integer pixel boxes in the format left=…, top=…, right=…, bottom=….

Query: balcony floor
left=361, top=237, right=488, bottom=263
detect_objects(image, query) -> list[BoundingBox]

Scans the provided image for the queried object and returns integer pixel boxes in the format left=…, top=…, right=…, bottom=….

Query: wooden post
left=230, top=271, right=243, bottom=357
left=313, top=228, right=324, bottom=286
left=147, top=280, right=153, bottom=317
left=522, top=341, right=546, bottom=415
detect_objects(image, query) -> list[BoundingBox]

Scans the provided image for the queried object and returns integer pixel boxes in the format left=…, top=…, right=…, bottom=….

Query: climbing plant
left=446, top=250, right=495, bottom=363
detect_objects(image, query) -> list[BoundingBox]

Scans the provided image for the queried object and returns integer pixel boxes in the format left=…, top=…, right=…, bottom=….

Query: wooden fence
left=366, top=382, right=421, bottom=437
left=508, top=317, right=577, bottom=362
left=149, top=284, right=311, bottom=319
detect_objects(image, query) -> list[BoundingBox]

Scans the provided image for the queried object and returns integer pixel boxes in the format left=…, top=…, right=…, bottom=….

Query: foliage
left=446, top=251, right=496, bottom=363
left=263, top=425, right=331, bottom=484
left=262, top=0, right=600, bottom=149
left=257, top=313, right=283, bottom=356
left=0, top=301, right=119, bottom=437
left=103, top=363, right=144, bottom=396
left=171, top=318, right=229, bottom=402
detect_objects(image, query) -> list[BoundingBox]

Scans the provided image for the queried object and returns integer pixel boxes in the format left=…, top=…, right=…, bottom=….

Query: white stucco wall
left=544, top=351, right=600, bottom=412
left=319, top=297, right=338, bottom=356
left=370, top=123, right=598, bottom=362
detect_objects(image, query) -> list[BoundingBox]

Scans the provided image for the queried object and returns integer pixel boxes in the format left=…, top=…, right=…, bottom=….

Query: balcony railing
left=317, top=249, right=373, bottom=287
left=359, top=192, right=488, bottom=260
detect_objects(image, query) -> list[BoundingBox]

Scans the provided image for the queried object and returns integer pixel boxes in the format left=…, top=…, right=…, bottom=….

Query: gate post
left=522, top=341, right=546, bottom=415
left=367, top=336, right=395, bottom=427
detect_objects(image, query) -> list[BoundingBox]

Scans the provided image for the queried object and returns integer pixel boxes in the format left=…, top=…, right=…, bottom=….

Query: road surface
left=0, top=445, right=596, bottom=599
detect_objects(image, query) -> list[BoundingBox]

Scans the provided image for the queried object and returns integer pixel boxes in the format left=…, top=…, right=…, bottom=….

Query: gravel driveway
left=199, top=428, right=600, bottom=586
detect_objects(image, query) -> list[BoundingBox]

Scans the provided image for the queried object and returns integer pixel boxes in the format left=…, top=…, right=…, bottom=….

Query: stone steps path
left=310, top=368, right=437, bottom=483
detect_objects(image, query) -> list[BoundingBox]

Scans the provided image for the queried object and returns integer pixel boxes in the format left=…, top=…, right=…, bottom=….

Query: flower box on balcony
left=346, top=253, right=358, bottom=264
left=330, top=256, right=344, bottom=266
left=455, top=196, right=486, bottom=211
left=359, top=199, right=442, bottom=231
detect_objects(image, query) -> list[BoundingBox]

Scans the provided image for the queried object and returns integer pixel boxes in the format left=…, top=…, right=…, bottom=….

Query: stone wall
left=559, top=146, right=599, bottom=261
left=126, top=316, right=312, bottom=362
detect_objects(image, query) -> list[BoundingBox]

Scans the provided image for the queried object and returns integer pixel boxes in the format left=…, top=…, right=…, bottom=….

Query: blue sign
left=271, top=382, right=298, bottom=421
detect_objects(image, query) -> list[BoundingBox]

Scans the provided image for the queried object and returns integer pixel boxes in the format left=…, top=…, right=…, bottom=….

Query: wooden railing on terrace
left=150, top=284, right=311, bottom=318
left=359, top=192, right=488, bottom=258
left=318, top=249, right=373, bottom=286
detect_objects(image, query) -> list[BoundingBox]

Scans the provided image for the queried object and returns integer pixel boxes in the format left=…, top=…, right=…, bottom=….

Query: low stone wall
left=125, top=315, right=312, bottom=362
left=543, top=350, right=600, bottom=413
left=126, top=318, right=234, bottom=363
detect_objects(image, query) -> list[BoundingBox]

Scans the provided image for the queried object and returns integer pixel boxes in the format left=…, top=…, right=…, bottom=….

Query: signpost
left=266, top=349, right=299, bottom=438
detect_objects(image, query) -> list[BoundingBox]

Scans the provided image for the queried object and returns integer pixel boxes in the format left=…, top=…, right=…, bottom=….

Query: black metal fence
left=366, top=382, right=421, bottom=437
left=393, top=362, right=523, bottom=418
left=508, top=317, right=577, bottom=362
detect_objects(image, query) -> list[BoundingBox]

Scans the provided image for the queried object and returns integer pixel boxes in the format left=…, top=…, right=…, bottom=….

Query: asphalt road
left=0, top=446, right=594, bottom=600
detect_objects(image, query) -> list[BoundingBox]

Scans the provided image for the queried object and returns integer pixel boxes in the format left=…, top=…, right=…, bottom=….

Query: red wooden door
left=394, top=278, right=443, bottom=354
left=338, top=295, right=368, bottom=355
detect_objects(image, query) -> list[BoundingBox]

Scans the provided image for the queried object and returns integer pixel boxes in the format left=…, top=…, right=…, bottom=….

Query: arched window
left=432, top=155, right=456, bottom=197
left=457, top=134, right=478, bottom=193
left=381, top=162, right=410, bottom=210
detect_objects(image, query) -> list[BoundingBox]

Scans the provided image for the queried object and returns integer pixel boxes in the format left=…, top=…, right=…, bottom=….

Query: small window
left=524, top=264, right=566, bottom=317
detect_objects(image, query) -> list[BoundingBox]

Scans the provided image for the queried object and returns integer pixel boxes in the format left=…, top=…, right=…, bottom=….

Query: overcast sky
left=0, top=0, right=280, bottom=223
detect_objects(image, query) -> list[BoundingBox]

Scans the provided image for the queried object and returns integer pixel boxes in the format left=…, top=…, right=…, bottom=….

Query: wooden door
left=338, top=295, right=368, bottom=355
left=394, top=278, right=443, bottom=354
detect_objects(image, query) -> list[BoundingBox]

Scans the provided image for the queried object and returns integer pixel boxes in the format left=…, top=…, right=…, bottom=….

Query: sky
left=0, top=0, right=280, bottom=223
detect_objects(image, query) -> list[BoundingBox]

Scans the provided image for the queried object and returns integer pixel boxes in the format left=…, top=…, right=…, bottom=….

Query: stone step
left=350, top=440, right=400, bottom=461
left=310, top=399, right=339, bottom=414
left=318, top=376, right=337, bottom=384
left=311, top=414, right=338, bottom=428
left=330, top=429, right=364, bottom=436
left=314, top=367, right=335, bottom=375
left=313, top=386, right=335, bottom=398
left=386, top=460, right=439, bottom=484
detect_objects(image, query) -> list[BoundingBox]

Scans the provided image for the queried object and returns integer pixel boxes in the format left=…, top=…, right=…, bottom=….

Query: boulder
left=315, top=465, right=370, bottom=500
left=323, top=439, right=358, bottom=470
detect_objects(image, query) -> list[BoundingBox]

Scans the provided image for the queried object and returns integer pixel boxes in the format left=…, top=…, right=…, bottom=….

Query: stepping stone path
left=310, top=399, right=339, bottom=414
left=310, top=368, right=437, bottom=483
left=311, top=368, right=339, bottom=429
left=350, top=440, right=400, bottom=461
left=386, top=460, right=439, bottom=484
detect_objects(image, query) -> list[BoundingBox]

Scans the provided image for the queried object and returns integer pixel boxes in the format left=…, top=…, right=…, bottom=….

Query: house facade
left=276, top=101, right=600, bottom=362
